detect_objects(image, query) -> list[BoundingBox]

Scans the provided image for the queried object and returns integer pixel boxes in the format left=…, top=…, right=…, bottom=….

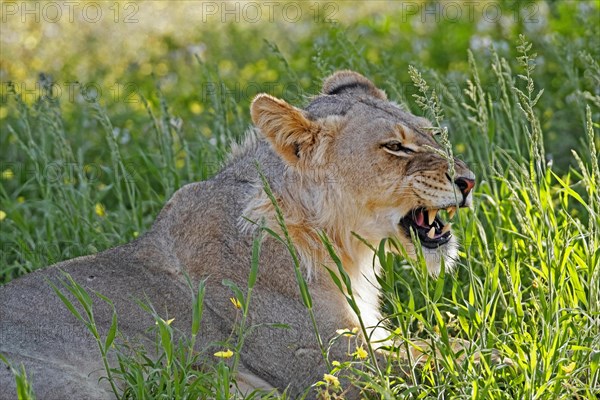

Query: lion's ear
left=322, top=70, right=387, bottom=100
left=251, top=94, right=317, bottom=165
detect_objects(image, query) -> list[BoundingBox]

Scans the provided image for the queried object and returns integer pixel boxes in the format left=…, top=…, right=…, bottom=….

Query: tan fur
left=0, top=71, right=475, bottom=399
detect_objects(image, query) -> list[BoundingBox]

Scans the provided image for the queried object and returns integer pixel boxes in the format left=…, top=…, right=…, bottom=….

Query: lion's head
left=249, top=71, right=475, bottom=274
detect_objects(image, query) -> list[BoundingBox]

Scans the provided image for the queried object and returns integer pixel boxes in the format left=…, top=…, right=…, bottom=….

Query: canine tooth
left=427, top=227, right=435, bottom=239
left=441, top=223, right=452, bottom=234
left=447, top=207, right=456, bottom=219
left=428, top=209, right=437, bottom=225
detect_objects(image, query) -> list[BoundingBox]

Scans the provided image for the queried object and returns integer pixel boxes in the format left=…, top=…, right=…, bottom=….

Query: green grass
left=1, top=1, right=599, bottom=398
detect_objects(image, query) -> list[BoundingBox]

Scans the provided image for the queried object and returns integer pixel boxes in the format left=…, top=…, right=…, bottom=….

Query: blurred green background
left=2, top=1, right=598, bottom=164
left=1, top=0, right=599, bottom=280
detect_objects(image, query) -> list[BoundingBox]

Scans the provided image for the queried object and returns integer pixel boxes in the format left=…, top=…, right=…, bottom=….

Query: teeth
left=427, top=227, right=435, bottom=239
left=441, top=223, right=452, bottom=234
left=428, top=209, right=437, bottom=225
left=447, top=207, right=456, bottom=219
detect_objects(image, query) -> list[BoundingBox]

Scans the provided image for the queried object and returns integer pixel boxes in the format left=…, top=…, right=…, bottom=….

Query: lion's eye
left=383, top=141, right=414, bottom=153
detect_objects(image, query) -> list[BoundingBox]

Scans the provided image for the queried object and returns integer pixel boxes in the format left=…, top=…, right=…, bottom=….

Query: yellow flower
left=353, top=346, right=368, bottom=359
left=561, top=362, right=576, bottom=374
left=214, top=349, right=234, bottom=358
left=323, top=373, right=340, bottom=388
left=331, top=360, right=340, bottom=367
left=230, top=297, right=242, bottom=309
left=2, top=169, right=14, bottom=180
left=189, top=101, right=203, bottom=114
left=17, top=196, right=25, bottom=203
left=95, top=203, right=106, bottom=217
left=0, top=210, right=6, bottom=221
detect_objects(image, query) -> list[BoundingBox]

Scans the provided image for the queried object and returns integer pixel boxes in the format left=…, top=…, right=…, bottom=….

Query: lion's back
left=0, top=174, right=257, bottom=399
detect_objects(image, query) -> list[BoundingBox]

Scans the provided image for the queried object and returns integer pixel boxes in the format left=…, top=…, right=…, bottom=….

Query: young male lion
left=0, top=71, right=475, bottom=399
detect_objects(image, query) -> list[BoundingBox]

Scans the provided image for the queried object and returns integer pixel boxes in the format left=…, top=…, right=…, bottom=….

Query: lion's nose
left=454, top=177, right=475, bottom=197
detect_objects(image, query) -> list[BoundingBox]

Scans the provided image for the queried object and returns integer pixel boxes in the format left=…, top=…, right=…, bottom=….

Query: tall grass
left=368, top=37, right=599, bottom=399
left=1, top=28, right=599, bottom=400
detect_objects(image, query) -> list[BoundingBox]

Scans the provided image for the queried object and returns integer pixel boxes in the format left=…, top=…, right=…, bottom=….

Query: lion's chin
left=396, top=232, right=459, bottom=276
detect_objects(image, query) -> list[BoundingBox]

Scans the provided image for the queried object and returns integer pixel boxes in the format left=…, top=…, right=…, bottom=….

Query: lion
left=0, top=71, right=475, bottom=399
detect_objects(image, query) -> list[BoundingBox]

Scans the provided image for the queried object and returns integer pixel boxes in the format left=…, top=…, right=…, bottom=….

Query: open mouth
left=399, top=207, right=456, bottom=249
